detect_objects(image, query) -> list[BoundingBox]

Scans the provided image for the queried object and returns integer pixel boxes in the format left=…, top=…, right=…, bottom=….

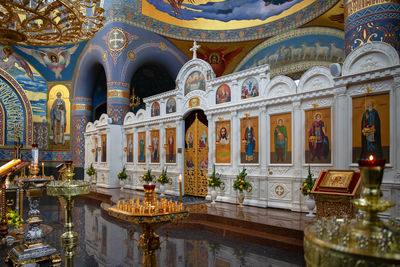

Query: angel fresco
left=19, top=45, right=78, bottom=79
left=0, top=46, right=33, bottom=80
left=198, top=46, right=243, bottom=77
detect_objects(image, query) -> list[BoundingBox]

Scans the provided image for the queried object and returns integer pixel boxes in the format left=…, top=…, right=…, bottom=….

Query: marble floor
left=0, top=188, right=312, bottom=266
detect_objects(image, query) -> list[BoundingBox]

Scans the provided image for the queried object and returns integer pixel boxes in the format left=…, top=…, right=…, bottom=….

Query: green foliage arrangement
left=117, top=165, right=128, bottom=180
left=142, top=169, right=156, bottom=184
left=208, top=164, right=223, bottom=189
left=6, top=208, right=23, bottom=227
left=157, top=167, right=171, bottom=185
left=300, top=165, right=315, bottom=196
left=233, top=168, right=252, bottom=192
left=86, top=163, right=95, bottom=176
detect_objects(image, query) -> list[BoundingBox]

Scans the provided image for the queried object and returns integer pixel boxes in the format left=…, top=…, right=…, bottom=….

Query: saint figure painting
left=166, top=128, right=176, bottom=163
left=138, top=132, right=146, bottom=163
left=270, top=113, right=291, bottom=164
left=215, top=121, right=231, bottom=163
left=305, top=108, right=331, bottom=164
left=241, top=117, right=258, bottom=164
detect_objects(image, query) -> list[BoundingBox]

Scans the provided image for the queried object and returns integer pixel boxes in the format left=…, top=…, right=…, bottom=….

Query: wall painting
left=138, top=132, right=146, bottom=163
left=151, top=102, right=160, bottom=117
left=101, top=134, right=107, bottom=162
left=240, top=117, right=259, bottom=164
left=270, top=113, right=292, bottom=164
left=305, top=108, right=331, bottom=164
left=216, top=84, right=231, bottom=104
left=166, top=97, right=176, bottom=114
left=47, top=84, right=70, bottom=149
left=241, top=77, right=259, bottom=99
left=215, top=120, right=231, bottom=164
left=95, top=136, right=98, bottom=162
left=166, top=127, right=176, bottom=163
left=151, top=130, right=160, bottom=163
left=126, top=133, right=133, bottom=163
left=352, top=93, right=389, bottom=163
left=184, top=71, right=205, bottom=95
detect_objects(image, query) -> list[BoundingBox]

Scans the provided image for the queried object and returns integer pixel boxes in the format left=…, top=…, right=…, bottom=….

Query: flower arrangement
left=117, top=165, right=128, bottom=180
left=208, top=165, right=224, bottom=189
left=300, top=165, right=315, bottom=196
left=6, top=208, right=23, bottom=227
left=233, top=168, right=252, bottom=192
left=157, top=167, right=171, bottom=185
left=86, top=163, right=95, bottom=176
left=142, top=169, right=156, bottom=184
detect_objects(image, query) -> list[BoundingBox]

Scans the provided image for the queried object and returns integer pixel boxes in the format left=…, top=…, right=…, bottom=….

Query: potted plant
left=208, top=165, right=225, bottom=204
left=157, top=167, right=171, bottom=196
left=117, top=165, right=128, bottom=190
left=300, top=165, right=316, bottom=217
left=86, top=163, right=96, bottom=184
left=233, top=168, right=252, bottom=207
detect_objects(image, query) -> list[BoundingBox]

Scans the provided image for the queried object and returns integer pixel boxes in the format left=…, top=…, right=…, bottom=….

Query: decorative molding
left=266, top=75, right=296, bottom=99
left=298, top=66, right=334, bottom=93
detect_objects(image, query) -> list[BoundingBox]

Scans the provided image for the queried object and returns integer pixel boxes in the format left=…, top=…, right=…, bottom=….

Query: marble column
left=259, top=106, right=268, bottom=174
left=334, top=86, right=349, bottom=169
left=107, top=81, right=130, bottom=125
left=207, top=113, right=214, bottom=174
left=231, top=111, right=239, bottom=173
left=344, top=0, right=400, bottom=55
left=160, top=123, right=165, bottom=170
left=71, top=97, right=92, bottom=167
left=394, top=75, right=400, bottom=183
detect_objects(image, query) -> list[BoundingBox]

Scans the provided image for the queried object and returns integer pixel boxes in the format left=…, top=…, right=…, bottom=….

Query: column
left=334, top=86, right=349, bottom=169
left=107, top=81, right=130, bottom=125
left=177, top=119, right=185, bottom=193
left=207, top=113, right=214, bottom=173
left=160, top=123, right=165, bottom=169
left=344, top=0, right=400, bottom=55
left=292, top=101, right=302, bottom=212
left=231, top=111, right=239, bottom=172
left=259, top=106, right=268, bottom=174
left=394, top=76, right=400, bottom=182
left=71, top=97, right=92, bottom=167
left=145, top=125, right=150, bottom=170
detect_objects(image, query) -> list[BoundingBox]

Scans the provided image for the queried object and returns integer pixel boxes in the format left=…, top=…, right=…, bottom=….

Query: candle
left=178, top=174, right=183, bottom=203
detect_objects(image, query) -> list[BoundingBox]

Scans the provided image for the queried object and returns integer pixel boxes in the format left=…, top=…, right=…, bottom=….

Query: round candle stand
left=304, top=158, right=400, bottom=266
left=107, top=184, right=189, bottom=267
left=6, top=168, right=61, bottom=267
left=46, top=162, right=90, bottom=267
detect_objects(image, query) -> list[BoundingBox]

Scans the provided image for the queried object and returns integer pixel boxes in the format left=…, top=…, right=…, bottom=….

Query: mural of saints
left=352, top=93, right=389, bottom=162
left=198, top=46, right=243, bottom=77
left=19, top=45, right=78, bottom=79
left=50, top=92, right=67, bottom=145
left=166, top=128, right=176, bottom=163
left=151, top=130, right=160, bottom=163
left=127, top=134, right=133, bottom=163
left=101, top=134, right=107, bottom=162
left=138, top=132, right=146, bottom=163
left=0, top=46, right=33, bottom=80
left=305, top=108, right=331, bottom=164
left=241, top=117, right=258, bottom=164
left=270, top=113, right=292, bottom=164
left=216, top=121, right=231, bottom=163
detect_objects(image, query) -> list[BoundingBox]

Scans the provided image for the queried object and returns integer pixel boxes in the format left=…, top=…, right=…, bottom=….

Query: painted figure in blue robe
left=274, top=119, right=287, bottom=162
left=361, top=101, right=383, bottom=159
left=139, top=137, right=145, bottom=161
left=245, top=121, right=256, bottom=161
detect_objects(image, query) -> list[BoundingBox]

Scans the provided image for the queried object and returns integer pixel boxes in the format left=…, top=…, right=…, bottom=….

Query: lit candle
left=178, top=174, right=182, bottom=203
left=42, top=162, right=44, bottom=176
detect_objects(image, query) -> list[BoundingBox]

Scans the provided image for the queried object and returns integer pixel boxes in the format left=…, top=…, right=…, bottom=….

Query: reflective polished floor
left=1, top=195, right=306, bottom=266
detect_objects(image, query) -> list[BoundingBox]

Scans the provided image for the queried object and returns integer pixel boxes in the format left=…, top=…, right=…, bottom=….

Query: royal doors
left=184, top=113, right=208, bottom=197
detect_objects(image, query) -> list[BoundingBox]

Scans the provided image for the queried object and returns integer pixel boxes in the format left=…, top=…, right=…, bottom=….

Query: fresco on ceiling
left=14, top=42, right=86, bottom=81
left=235, top=27, right=345, bottom=77
left=198, top=46, right=243, bottom=77
left=0, top=45, right=47, bottom=123
left=142, top=0, right=308, bottom=30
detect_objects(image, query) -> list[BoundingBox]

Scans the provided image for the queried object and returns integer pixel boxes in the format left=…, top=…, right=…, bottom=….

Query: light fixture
left=0, top=0, right=105, bottom=46
left=129, top=86, right=141, bottom=110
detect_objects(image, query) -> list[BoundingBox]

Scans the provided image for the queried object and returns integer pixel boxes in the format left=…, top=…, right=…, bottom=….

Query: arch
left=0, top=102, right=4, bottom=145
left=266, top=75, right=297, bottom=98
left=0, top=68, right=33, bottom=146
left=297, top=66, right=334, bottom=93
left=176, top=59, right=215, bottom=95
left=342, top=42, right=399, bottom=76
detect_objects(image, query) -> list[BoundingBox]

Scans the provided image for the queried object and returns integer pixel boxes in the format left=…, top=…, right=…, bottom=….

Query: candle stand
left=6, top=165, right=61, bottom=266
left=108, top=184, right=189, bottom=267
left=304, top=158, right=400, bottom=266
left=46, top=161, right=90, bottom=267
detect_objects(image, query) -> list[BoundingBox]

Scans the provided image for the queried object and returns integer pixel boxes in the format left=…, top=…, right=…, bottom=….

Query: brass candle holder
left=47, top=161, right=90, bottom=267
left=304, top=156, right=400, bottom=266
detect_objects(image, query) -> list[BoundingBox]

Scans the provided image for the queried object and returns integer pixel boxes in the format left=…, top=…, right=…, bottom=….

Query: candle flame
left=369, top=155, right=374, bottom=161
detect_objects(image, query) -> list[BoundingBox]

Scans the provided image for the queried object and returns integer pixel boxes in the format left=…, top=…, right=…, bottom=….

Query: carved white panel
left=347, top=79, right=393, bottom=97
left=123, top=112, right=136, bottom=125
left=136, top=109, right=146, bottom=122
left=86, top=122, right=95, bottom=132
left=269, top=167, right=292, bottom=177
left=298, top=66, right=334, bottom=93
left=98, top=113, right=110, bottom=127
left=269, top=183, right=291, bottom=200
left=343, top=42, right=399, bottom=76
left=266, top=75, right=296, bottom=99
left=175, top=59, right=215, bottom=93
left=301, top=97, right=333, bottom=109
left=267, top=103, right=292, bottom=114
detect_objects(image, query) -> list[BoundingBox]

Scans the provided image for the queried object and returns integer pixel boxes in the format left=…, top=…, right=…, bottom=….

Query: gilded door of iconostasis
left=184, top=112, right=208, bottom=197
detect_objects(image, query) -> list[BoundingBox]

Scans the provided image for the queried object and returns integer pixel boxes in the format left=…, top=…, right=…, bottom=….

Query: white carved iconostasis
left=85, top=42, right=400, bottom=216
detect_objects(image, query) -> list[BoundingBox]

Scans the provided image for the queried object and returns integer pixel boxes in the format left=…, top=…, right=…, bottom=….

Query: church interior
left=0, top=0, right=399, bottom=266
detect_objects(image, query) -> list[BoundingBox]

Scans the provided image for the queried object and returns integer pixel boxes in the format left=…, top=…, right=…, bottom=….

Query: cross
left=275, top=185, right=284, bottom=196
left=190, top=40, right=200, bottom=59
left=110, top=30, right=125, bottom=50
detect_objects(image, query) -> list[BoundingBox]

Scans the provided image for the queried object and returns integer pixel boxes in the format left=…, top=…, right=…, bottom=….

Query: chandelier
left=0, top=0, right=105, bottom=46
